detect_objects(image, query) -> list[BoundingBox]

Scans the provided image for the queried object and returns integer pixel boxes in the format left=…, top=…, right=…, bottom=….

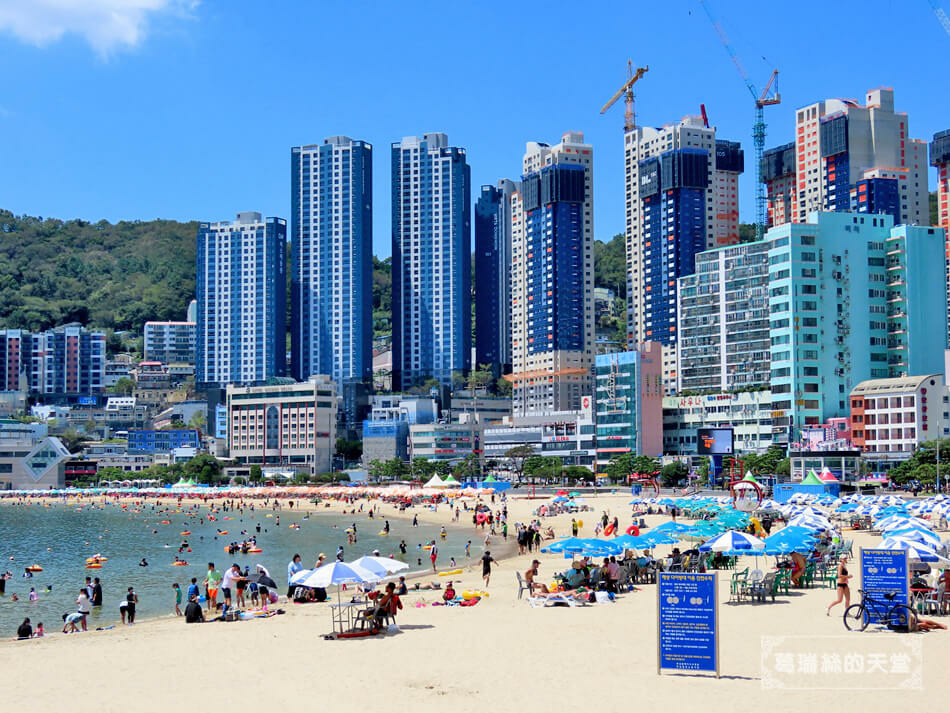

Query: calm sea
left=0, top=500, right=472, bottom=634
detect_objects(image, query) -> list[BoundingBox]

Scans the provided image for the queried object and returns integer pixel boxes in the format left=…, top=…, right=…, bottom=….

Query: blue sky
left=1, top=0, right=948, bottom=257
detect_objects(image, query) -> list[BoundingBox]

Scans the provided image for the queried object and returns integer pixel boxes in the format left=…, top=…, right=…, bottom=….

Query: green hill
left=0, top=209, right=198, bottom=333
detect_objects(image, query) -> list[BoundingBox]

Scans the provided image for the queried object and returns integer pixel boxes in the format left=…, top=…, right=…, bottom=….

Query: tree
left=188, top=410, right=206, bottom=432
left=562, top=465, right=592, bottom=482
left=496, top=377, right=512, bottom=397
left=58, top=428, right=89, bottom=454
left=504, top=444, right=536, bottom=482
left=593, top=233, right=626, bottom=298
left=109, top=377, right=136, bottom=396
left=453, top=453, right=481, bottom=480
left=524, top=456, right=561, bottom=480
left=606, top=453, right=636, bottom=483
left=249, top=464, right=263, bottom=483
left=660, top=461, right=688, bottom=487
left=335, top=438, right=362, bottom=463
left=466, top=364, right=493, bottom=393
left=181, top=454, right=222, bottom=485
left=410, top=457, right=437, bottom=480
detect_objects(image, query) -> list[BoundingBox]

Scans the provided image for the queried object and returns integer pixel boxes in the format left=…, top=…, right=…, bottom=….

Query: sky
left=1, top=0, right=949, bottom=258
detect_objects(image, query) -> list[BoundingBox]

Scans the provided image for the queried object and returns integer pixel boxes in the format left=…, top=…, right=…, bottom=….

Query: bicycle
left=843, top=589, right=917, bottom=632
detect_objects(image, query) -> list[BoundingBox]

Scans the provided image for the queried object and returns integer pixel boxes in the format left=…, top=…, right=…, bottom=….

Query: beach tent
left=483, top=474, right=497, bottom=483
left=818, top=467, right=839, bottom=483
left=800, top=471, right=825, bottom=486
left=424, top=475, right=445, bottom=488
left=442, top=475, right=460, bottom=487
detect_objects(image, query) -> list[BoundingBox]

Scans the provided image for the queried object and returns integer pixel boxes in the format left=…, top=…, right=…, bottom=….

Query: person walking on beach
left=481, top=551, right=498, bottom=588
left=429, top=544, right=438, bottom=572
left=826, top=556, right=852, bottom=616
left=465, top=540, right=471, bottom=558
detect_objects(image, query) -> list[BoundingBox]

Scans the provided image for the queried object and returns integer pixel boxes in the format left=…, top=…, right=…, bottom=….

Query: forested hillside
left=0, top=210, right=197, bottom=332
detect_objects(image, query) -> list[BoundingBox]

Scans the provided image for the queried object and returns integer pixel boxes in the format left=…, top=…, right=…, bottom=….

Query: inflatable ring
left=160, top=520, right=171, bottom=524
left=423, top=545, right=432, bottom=550
left=604, top=524, right=615, bottom=536
left=85, top=557, right=108, bottom=563
left=438, top=569, right=463, bottom=576
left=247, top=548, right=263, bottom=553
left=86, top=563, right=102, bottom=569
left=218, top=530, right=228, bottom=535
left=475, top=512, right=487, bottom=524
left=172, top=562, right=188, bottom=566
left=626, top=525, right=640, bottom=536
left=577, top=520, right=583, bottom=528
left=378, top=531, right=388, bottom=536
left=25, top=565, right=43, bottom=572
left=180, top=531, right=191, bottom=536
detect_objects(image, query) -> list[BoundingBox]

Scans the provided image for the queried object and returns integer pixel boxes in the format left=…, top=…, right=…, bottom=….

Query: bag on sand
left=387, top=622, right=400, bottom=634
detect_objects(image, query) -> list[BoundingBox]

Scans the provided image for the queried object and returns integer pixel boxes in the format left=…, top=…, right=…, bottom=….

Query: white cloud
left=0, top=0, right=196, bottom=55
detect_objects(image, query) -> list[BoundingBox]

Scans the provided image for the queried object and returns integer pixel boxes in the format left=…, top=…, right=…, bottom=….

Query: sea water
left=0, top=501, right=472, bottom=633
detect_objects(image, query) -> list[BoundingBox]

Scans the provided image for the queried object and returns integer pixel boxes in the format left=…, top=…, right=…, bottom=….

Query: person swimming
left=139, top=558, right=148, bottom=567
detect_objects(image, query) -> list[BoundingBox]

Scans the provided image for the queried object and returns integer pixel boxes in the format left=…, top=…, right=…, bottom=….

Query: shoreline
left=0, top=489, right=530, bottom=640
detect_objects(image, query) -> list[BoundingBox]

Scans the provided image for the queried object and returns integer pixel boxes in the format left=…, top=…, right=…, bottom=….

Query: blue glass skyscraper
left=391, top=133, right=471, bottom=390
left=291, top=137, right=373, bottom=427
left=196, top=212, right=286, bottom=388
left=474, top=179, right=518, bottom=379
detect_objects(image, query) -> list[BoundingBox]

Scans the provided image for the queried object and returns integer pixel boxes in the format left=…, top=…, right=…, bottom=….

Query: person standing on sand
left=287, top=554, right=303, bottom=598
left=481, top=551, right=498, bottom=587
left=430, top=544, right=438, bottom=572
left=173, top=583, right=183, bottom=616
left=203, top=563, right=221, bottom=612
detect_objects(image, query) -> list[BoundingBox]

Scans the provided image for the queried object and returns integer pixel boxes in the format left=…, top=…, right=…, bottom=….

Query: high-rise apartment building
left=766, top=212, right=945, bottom=440
left=26, top=325, right=105, bottom=402
left=0, top=330, right=27, bottom=392
left=624, top=116, right=743, bottom=391
left=143, top=321, right=196, bottom=365
left=196, top=212, right=287, bottom=388
left=762, top=143, right=796, bottom=227
left=677, top=240, right=771, bottom=393
left=391, top=133, right=471, bottom=390
left=509, top=132, right=594, bottom=416
left=474, top=179, right=519, bottom=380
left=930, top=129, right=950, bottom=339
left=764, top=88, right=927, bottom=228
left=290, top=137, right=373, bottom=428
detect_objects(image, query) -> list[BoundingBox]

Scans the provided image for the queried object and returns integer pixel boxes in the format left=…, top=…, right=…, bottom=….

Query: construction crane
left=700, top=0, right=780, bottom=241
left=600, top=61, right=649, bottom=132
left=929, top=0, right=950, bottom=37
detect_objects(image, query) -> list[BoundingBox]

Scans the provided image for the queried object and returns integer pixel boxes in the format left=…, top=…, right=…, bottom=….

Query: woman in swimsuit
left=826, top=555, right=852, bottom=616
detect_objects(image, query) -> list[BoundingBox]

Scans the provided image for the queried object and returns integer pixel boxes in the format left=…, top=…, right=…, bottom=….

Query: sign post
left=860, top=548, right=910, bottom=624
left=657, top=571, right=719, bottom=677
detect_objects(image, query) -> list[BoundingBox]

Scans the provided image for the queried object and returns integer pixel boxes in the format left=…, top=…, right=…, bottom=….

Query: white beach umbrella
left=349, top=555, right=410, bottom=577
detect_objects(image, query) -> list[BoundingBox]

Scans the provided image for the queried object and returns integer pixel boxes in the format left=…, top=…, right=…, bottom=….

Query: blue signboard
left=861, top=548, right=909, bottom=624
left=657, top=572, right=719, bottom=676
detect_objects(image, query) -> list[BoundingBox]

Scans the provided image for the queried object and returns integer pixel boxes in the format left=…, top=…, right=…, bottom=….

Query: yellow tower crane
left=600, top=61, right=649, bottom=132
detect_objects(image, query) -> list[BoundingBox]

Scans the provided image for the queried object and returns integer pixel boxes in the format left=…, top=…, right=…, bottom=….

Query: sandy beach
left=3, top=491, right=947, bottom=711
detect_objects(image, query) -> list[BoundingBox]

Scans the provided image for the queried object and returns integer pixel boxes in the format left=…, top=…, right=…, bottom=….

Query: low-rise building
left=143, top=321, right=197, bottom=366
left=409, top=421, right=482, bottom=465
left=595, top=344, right=664, bottom=469
left=0, top=420, right=69, bottom=489
left=128, top=428, right=201, bottom=454
left=482, top=409, right=597, bottom=470
left=850, top=375, right=950, bottom=464
left=226, top=376, right=337, bottom=476
left=362, top=421, right=409, bottom=464
left=445, top=393, right=511, bottom=424
left=663, top=391, right=774, bottom=455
